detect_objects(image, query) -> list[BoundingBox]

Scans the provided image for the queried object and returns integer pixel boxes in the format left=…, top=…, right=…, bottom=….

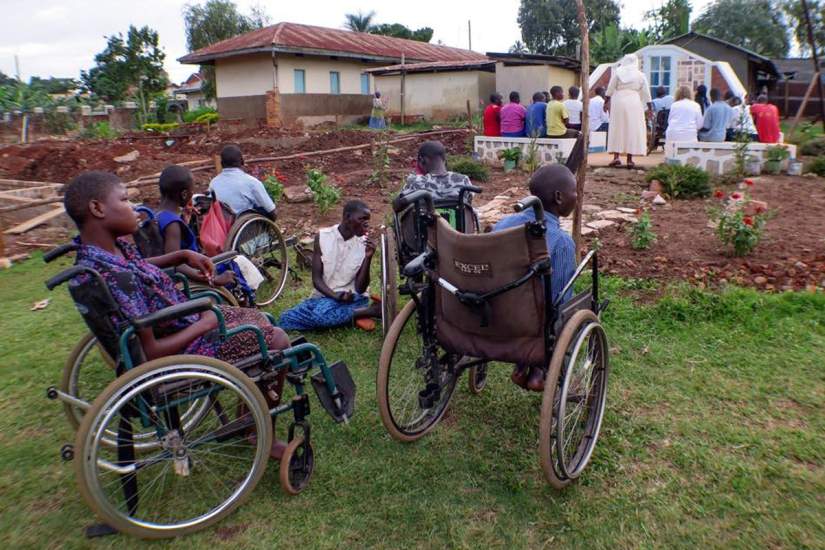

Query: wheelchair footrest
left=311, top=361, right=356, bottom=423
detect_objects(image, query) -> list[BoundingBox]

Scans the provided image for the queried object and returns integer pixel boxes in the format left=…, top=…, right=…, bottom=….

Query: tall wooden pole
left=800, top=0, right=825, bottom=130
left=573, top=0, right=590, bottom=261
left=400, top=53, right=406, bottom=126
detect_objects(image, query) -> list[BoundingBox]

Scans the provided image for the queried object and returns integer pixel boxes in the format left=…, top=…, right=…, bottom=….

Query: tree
left=81, top=25, right=167, bottom=102
left=509, top=41, right=530, bottom=54
left=693, top=0, right=790, bottom=58
left=344, top=10, right=376, bottom=32
left=784, top=0, right=825, bottom=57
left=518, top=0, right=620, bottom=56
left=183, top=0, right=270, bottom=99
left=369, top=23, right=434, bottom=42
left=591, top=25, right=653, bottom=64
left=0, top=71, right=15, bottom=86
left=29, top=77, right=78, bottom=95
left=645, top=0, right=692, bottom=41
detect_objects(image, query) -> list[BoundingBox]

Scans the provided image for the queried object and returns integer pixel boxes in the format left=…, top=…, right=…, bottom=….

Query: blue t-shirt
left=699, top=101, right=733, bottom=142
left=156, top=210, right=198, bottom=252
left=494, top=210, right=575, bottom=305
left=526, top=102, right=547, bottom=138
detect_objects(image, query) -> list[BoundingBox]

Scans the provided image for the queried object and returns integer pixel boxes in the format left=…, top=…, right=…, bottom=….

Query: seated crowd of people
left=656, top=85, right=781, bottom=144
left=483, top=86, right=588, bottom=139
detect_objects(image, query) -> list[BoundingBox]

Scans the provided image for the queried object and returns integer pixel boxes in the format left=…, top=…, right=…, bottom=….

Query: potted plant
left=764, top=145, right=790, bottom=175
left=498, top=147, right=522, bottom=173
left=787, top=157, right=803, bottom=176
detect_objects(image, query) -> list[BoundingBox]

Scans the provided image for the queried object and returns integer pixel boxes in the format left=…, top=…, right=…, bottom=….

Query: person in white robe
left=606, top=54, right=653, bottom=168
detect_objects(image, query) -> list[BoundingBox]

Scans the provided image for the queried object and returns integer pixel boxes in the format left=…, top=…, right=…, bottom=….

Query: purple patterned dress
left=76, top=239, right=284, bottom=362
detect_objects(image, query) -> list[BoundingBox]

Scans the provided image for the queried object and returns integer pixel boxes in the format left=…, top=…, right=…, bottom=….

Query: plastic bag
left=199, top=200, right=231, bottom=257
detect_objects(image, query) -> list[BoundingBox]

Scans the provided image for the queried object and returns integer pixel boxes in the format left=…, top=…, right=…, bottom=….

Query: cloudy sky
left=1, top=0, right=713, bottom=85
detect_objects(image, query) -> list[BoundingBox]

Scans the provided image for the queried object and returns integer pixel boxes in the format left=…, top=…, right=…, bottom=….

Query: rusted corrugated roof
left=366, top=59, right=495, bottom=75
left=179, top=22, right=488, bottom=65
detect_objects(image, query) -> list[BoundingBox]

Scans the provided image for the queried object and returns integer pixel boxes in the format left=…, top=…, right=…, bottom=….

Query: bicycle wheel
left=75, top=356, right=272, bottom=539
left=227, top=214, right=288, bottom=306
left=380, top=228, right=399, bottom=337
left=539, top=310, right=609, bottom=490
left=377, top=299, right=459, bottom=442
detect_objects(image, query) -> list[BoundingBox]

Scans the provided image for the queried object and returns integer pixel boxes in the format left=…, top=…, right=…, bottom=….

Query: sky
left=1, top=0, right=714, bottom=85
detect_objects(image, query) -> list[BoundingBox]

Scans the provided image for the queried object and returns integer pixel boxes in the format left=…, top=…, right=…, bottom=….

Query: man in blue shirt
left=525, top=92, right=548, bottom=138
left=698, top=88, right=733, bottom=142
left=495, top=164, right=577, bottom=391
left=208, top=145, right=277, bottom=220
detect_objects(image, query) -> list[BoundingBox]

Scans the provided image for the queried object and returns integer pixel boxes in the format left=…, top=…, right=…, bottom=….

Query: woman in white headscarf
left=606, top=54, right=654, bottom=169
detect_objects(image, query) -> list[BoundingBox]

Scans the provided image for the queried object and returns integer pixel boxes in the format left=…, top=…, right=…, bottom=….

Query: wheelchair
left=44, top=250, right=356, bottom=539
left=648, top=109, right=669, bottom=153
left=376, top=191, right=610, bottom=489
left=380, top=184, right=487, bottom=393
left=191, top=192, right=290, bottom=307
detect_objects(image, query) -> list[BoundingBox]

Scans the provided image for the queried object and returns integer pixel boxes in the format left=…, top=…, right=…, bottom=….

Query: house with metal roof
left=178, top=22, right=487, bottom=126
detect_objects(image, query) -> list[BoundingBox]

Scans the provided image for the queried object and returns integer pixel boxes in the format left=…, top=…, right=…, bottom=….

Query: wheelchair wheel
left=279, top=435, right=315, bottom=495
left=467, top=362, right=489, bottom=395
left=377, top=300, right=459, bottom=442
left=226, top=214, right=289, bottom=307
left=380, top=229, right=399, bottom=336
left=539, top=310, right=609, bottom=490
left=75, top=356, right=272, bottom=539
left=189, top=283, right=240, bottom=307
left=61, top=332, right=116, bottom=433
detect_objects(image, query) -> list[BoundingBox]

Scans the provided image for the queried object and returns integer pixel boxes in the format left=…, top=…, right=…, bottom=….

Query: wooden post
left=400, top=53, right=406, bottom=127
left=789, top=72, right=820, bottom=137
left=213, top=154, right=221, bottom=174
left=466, top=99, right=473, bottom=131
left=801, top=0, right=825, bottom=130
left=573, top=0, right=590, bottom=262
left=784, top=77, right=790, bottom=119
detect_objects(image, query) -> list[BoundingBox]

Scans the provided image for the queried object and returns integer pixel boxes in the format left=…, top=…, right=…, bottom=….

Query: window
left=330, top=71, right=341, bottom=94
left=648, top=56, right=672, bottom=97
left=294, top=69, right=305, bottom=94
left=360, top=73, right=370, bottom=95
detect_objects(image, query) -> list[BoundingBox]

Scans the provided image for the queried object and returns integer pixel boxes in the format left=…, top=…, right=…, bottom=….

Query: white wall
left=215, top=54, right=275, bottom=97
left=495, top=63, right=579, bottom=103
left=374, top=71, right=492, bottom=120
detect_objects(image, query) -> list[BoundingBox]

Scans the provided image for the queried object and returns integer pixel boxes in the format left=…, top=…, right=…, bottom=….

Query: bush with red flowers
left=708, top=181, right=772, bottom=256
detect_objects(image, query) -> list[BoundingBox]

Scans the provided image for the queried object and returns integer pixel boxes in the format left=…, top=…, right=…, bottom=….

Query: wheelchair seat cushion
left=430, top=217, right=550, bottom=367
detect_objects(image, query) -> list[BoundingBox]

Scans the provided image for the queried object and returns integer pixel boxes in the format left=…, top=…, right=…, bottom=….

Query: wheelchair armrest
left=44, top=243, right=79, bottom=264
left=403, top=251, right=432, bottom=278
left=131, top=297, right=213, bottom=330
left=210, top=251, right=238, bottom=266
left=46, top=265, right=95, bottom=290
left=392, top=190, right=434, bottom=214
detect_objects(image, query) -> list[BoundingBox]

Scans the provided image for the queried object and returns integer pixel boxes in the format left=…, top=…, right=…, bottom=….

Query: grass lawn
left=1, top=253, right=824, bottom=549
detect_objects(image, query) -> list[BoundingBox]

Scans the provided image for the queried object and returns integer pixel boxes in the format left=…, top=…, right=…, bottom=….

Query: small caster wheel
left=60, top=444, right=74, bottom=462
left=46, top=386, right=58, bottom=400
left=279, top=436, right=314, bottom=495
left=468, top=362, right=488, bottom=395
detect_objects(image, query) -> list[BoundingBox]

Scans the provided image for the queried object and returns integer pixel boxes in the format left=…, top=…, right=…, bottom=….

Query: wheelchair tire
left=377, top=300, right=459, bottom=442
left=61, top=332, right=116, bottom=433
left=279, top=435, right=315, bottom=495
left=539, top=310, right=609, bottom=490
left=226, top=214, right=289, bottom=307
left=75, top=356, right=272, bottom=539
left=189, top=283, right=240, bottom=307
left=467, top=362, right=489, bottom=395
left=380, top=228, right=399, bottom=337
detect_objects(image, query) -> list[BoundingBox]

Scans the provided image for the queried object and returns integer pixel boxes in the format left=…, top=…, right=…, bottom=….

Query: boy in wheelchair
left=494, top=164, right=577, bottom=391
left=402, top=140, right=474, bottom=205
left=64, top=171, right=290, bottom=380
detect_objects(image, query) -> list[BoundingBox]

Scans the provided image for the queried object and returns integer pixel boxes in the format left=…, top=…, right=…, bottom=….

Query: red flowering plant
left=708, top=181, right=772, bottom=256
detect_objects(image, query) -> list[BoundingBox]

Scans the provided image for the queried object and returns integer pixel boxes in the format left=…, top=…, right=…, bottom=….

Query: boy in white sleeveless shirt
left=278, top=200, right=380, bottom=331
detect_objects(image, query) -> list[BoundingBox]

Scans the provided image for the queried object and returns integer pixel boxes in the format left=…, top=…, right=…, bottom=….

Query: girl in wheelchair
left=63, top=171, right=290, bottom=363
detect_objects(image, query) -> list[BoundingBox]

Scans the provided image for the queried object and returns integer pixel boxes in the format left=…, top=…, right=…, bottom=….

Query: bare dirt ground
left=2, top=124, right=824, bottom=292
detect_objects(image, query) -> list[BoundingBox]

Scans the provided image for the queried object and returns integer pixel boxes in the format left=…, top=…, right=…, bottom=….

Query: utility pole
left=801, top=0, right=825, bottom=130
left=400, top=53, right=406, bottom=126
left=573, top=0, right=590, bottom=261
left=468, top=20, right=472, bottom=51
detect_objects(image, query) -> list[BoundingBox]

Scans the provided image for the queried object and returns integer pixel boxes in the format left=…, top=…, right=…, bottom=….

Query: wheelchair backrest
left=430, top=216, right=551, bottom=367
left=132, top=206, right=165, bottom=259
left=393, top=199, right=477, bottom=268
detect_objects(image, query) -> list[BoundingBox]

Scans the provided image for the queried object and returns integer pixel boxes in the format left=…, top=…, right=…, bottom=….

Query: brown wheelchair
left=377, top=191, right=610, bottom=489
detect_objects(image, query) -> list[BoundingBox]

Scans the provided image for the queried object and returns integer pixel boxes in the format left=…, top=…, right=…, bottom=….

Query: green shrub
left=43, top=112, right=76, bottom=134
left=142, top=122, right=179, bottom=133
left=80, top=121, right=118, bottom=140
left=183, top=106, right=217, bottom=123
left=262, top=175, right=284, bottom=202
left=645, top=164, right=711, bottom=199
left=630, top=210, right=656, bottom=250
left=306, top=168, right=341, bottom=214
left=799, top=136, right=825, bottom=157
left=805, top=156, right=825, bottom=176
left=498, top=147, right=522, bottom=162
left=194, top=112, right=219, bottom=125
left=447, top=156, right=490, bottom=182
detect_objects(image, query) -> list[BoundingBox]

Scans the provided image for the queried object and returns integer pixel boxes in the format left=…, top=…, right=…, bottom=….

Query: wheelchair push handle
left=43, top=243, right=79, bottom=263
left=392, top=190, right=434, bottom=214
left=514, top=195, right=544, bottom=222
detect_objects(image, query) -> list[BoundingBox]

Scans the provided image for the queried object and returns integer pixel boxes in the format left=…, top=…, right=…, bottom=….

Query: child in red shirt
left=483, top=93, right=503, bottom=137
left=750, top=95, right=781, bottom=143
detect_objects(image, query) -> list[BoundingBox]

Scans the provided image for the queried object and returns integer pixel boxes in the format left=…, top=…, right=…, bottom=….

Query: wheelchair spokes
left=228, top=216, right=289, bottom=307
left=377, top=300, right=458, bottom=441
left=75, top=359, right=271, bottom=539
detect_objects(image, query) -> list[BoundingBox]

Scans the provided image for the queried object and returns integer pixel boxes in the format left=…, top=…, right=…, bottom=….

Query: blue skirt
left=278, top=295, right=369, bottom=331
